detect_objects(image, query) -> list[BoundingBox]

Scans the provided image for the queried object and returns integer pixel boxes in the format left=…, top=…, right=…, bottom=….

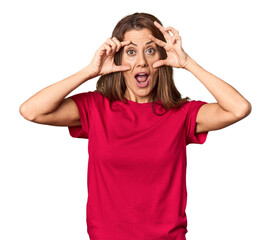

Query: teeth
left=137, top=73, right=148, bottom=76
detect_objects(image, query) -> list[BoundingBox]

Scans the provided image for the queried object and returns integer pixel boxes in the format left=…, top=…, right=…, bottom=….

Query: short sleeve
left=67, top=91, right=92, bottom=139
left=185, top=100, right=209, bottom=145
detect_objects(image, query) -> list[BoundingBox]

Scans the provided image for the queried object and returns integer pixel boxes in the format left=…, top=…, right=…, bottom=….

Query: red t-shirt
left=68, top=91, right=208, bottom=240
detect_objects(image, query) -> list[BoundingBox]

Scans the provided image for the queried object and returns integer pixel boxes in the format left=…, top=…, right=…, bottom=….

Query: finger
left=148, top=35, right=166, bottom=48
left=104, top=43, right=112, bottom=55
left=171, top=36, right=181, bottom=44
left=106, top=38, right=117, bottom=53
left=121, top=40, right=131, bottom=47
left=164, top=26, right=179, bottom=36
left=112, top=37, right=122, bottom=52
left=153, top=59, right=167, bottom=68
left=153, top=21, right=171, bottom=41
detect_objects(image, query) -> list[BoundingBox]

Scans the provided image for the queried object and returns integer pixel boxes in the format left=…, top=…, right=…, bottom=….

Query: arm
left=184, top=57, right=252, bottom=133
left=149, top=21, right=252, bottom=133
left=19, top=38, right=131, bottom=126
left=19, top=65, right=96, bottom=124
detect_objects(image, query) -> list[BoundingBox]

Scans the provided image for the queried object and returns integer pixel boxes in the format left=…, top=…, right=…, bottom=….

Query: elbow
left=19, top=103, right=36, bottom=121
left=235, top=101, right=252, bottom=119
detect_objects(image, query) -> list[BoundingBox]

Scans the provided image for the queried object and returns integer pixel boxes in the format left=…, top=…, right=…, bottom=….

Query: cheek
left=148, top=54, right=160, bottom=65
left=121, top=54, right=134, bottom=65
left=123, top=59, right=135, bottom=66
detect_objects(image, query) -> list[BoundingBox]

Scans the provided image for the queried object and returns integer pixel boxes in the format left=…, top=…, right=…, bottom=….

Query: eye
left=127, top=50, right=135, bottom=56
left=147, top=48, right=155, bottom=55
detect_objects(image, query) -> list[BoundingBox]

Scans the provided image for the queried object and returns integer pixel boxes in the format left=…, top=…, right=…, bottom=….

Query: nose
left=136, top=51, right=148, bottom=67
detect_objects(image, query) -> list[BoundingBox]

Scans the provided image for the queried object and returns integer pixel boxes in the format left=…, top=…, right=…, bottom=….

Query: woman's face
left=121, top=28, right=160, bottom=103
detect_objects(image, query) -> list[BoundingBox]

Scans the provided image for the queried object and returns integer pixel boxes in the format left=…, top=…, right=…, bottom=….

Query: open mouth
left=134, top=73, right=150, bottom=87
left=135, top=73, right=149, bottom=83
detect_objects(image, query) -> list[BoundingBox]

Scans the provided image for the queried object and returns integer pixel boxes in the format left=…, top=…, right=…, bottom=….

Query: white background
left=1, top=0, right=270, bottom=239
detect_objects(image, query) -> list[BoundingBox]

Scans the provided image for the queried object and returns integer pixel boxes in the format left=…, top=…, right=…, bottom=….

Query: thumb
left=153, top=60, right=167, bottom=68
left=113, top=65, right=131, bottom=72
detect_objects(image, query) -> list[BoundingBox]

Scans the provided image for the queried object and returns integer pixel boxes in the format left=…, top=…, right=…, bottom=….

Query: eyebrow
left=129, top=40, right=153, bottom=46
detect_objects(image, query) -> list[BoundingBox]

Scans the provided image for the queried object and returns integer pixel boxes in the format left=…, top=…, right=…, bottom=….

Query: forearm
left=184, top=56, right=251, bottom=117
left=20, top=64, right=97, bottom=119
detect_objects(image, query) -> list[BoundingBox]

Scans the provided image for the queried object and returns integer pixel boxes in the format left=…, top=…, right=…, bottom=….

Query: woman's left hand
left=149, top=21, right=191, bottom=69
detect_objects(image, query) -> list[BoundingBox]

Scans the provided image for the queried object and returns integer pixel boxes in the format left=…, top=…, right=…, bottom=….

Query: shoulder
left=183, top=100, right=208, bottom=112
left=171, top=100, right=208, bottom=119
left=92, top=90, right=108, bottom=100
left=67, top=91, right=105, bottom=110
left=72, top=90, right=104, bottom=101
left=171, top=99, right=197, bottom=112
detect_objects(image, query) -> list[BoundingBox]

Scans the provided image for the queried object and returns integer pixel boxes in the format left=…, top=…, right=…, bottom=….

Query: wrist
left=183, top=56, right=197, bottom=71
left=83, top=64, right=100, bottom=79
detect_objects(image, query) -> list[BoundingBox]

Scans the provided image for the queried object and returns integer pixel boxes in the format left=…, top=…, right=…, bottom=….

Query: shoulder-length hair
left=95, top=12, right=190, bottom=113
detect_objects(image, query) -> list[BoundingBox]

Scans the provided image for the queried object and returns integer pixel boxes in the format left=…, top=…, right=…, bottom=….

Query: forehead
left=123, top=28, right=153, bottom=45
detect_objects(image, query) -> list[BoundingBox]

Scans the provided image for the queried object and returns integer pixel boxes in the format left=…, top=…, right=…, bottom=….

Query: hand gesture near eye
left=149, top=21, right=191, bottom=69
left=89, top=37, right=131, bottom=76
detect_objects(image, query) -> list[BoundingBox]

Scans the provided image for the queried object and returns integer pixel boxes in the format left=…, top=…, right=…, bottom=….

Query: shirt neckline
left=124, top=98, right=162, bottom=108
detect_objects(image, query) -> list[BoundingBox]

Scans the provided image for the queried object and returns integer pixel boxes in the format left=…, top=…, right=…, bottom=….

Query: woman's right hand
left=89, top=37, right=131, bottom=77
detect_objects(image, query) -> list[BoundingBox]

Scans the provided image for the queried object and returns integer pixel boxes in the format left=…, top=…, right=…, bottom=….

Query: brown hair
left=95, top=12, right=190, bottom=114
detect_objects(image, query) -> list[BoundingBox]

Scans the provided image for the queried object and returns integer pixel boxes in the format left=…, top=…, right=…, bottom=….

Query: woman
left=19, top=12, right=251, bottom=240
